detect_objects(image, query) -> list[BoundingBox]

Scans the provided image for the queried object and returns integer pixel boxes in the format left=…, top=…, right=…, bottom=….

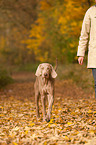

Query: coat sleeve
left=77, top=8, right=91, bottom=57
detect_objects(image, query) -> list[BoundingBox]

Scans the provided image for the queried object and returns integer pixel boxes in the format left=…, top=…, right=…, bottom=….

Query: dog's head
left=35, top=63, right=57, bottom=78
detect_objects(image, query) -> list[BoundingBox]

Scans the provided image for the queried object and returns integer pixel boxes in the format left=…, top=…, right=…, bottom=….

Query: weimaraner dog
left=34, top=62, right=57, bottom=122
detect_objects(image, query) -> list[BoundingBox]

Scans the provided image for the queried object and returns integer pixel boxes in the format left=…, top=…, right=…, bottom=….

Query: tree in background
left=26, top=0, right=94, bottom=64
left=0, top=0, right=94, bottom=65
left=0, top=0, right=38, bottom=65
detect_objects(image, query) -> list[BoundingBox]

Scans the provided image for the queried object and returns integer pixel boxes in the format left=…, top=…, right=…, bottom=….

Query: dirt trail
left=0, top=72, right=96, bottom=145
left=0, top=72, right=89, bottom=101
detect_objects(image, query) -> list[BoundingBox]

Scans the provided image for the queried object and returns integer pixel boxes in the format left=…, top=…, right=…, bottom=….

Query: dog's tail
left=54, top=58, right=58, bottom=71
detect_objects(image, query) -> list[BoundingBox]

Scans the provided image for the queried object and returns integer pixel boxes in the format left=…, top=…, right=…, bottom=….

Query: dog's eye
left=41, top=67, right=44, bottom=70
left=47, top=67, right=50, bottom=70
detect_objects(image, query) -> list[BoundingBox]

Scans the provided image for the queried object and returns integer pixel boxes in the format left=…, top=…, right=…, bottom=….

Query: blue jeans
left=92, top=68, right=96, bottom=99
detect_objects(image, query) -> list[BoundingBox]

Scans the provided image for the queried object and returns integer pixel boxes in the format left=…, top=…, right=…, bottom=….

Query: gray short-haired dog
left=34, top=62, right=57, bottom=122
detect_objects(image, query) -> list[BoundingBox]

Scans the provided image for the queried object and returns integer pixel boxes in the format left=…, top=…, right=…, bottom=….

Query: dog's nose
left=44, top=73, right=48, bottom=77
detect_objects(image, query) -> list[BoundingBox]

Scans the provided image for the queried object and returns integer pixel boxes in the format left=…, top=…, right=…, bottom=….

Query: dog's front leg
left=35, top=93, right=40, bottom=120
left=41, top=95, right=46, bottom=121
left=46, top=95, right=54, bottom=122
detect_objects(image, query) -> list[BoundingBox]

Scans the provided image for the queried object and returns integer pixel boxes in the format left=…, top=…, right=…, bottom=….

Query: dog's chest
left=42, top=84, right=50, bottom=93
left=39, top=79, right=53, bottom=94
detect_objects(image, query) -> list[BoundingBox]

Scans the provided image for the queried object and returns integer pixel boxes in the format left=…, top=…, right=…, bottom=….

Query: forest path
left=0, top=72, right=96, bottom=145
left=0, top=72, right=89, bottom=101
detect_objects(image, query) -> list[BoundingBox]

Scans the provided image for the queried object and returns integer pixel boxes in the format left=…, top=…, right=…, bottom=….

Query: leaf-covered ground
left=0, top=72, right=96, bottom=145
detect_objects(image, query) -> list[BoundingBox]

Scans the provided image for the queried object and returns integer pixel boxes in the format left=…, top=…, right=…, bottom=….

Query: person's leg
left=92, top=68, right=96, bottom=99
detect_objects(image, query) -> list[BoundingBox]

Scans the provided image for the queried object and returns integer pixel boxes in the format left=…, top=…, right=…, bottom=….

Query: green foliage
left=17, top=63, right=39, bottom=72
left=0, top=69, right=13, bottom=88
left=0, top=0, right=95, bottom=65
left=25, top=0, right=95, bottom=64
left=0, top=0, right=38, bottom=65
left=57, top=63, right=94, bottom=94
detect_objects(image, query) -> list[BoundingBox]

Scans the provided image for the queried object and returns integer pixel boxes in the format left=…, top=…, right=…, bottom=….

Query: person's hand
left=78, top=57, right=84, bottom=65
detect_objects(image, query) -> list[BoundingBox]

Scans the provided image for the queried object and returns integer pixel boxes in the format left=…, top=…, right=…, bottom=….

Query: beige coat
left=77, top=5, right=96, bottom=68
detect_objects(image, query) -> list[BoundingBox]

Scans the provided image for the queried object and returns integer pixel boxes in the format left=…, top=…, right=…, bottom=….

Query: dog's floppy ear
left=51, top=65, right=57, bottom=78
left=35, top=64, right=42, bottom=77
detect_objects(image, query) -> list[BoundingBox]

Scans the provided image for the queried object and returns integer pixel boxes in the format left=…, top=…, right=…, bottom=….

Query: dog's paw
left=43, top=118, right=46, bottom=122
left=45, top=116, right=50, bottom=122
left=36, top=115, right=40, bottom=121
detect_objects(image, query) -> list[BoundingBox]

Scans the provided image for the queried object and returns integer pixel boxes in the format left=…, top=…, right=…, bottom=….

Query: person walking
left=77, top=0, right=96, bottom=99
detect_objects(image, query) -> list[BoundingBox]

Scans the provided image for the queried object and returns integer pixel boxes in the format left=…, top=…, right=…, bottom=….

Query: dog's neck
left=41, top=76, right=51, bottom=85
left=43, top=77, right=49, bottom=85
left=41, top=75, right=53, bottom=85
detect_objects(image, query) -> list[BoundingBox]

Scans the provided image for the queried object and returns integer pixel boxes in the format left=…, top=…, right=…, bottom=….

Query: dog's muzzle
left=44, top=73, right=49, bottom=78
